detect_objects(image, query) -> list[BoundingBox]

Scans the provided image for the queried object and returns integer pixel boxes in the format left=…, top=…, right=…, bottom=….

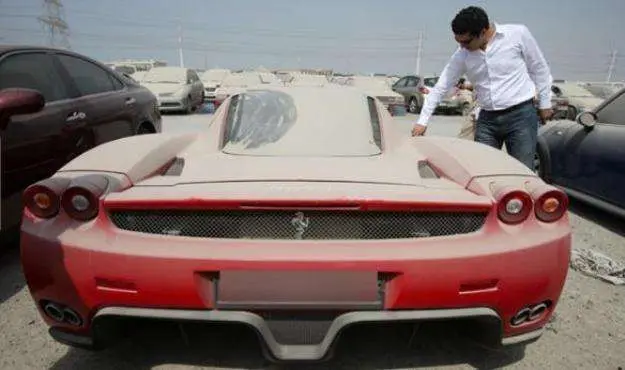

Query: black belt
left=481, top=98, right=534, bottom=115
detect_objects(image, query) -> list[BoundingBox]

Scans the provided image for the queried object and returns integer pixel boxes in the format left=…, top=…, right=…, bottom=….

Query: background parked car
left=580, top=82, right=625, bottom=100
left=536, top=86, right=625, bottom=218
left=200, top=68, right=231, bottom=102
left=141, top=66, right=204, bottom=114
left=0, top=45, right=162, bottom=241
left=391, top=75, right=428, bottom=113
left=551, top=82, right=603, bottom=120
left=213, top=71, right=281, bottom=108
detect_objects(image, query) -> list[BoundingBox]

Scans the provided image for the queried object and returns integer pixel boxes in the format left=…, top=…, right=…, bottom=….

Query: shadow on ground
left=49, top=320, right=526, bottom=370
left=0, top=235, right=24, bottom=305
left=568, top=198, right=625, bottom=237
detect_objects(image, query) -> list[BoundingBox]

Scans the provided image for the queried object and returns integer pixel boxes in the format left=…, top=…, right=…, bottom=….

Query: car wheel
left=137, top=123, right=155, bottom=135
left=184, top=96, right=193, bottom=114
left=534, top=143, right=552, bottom=183
left=408, top=98, right=419, bottom=114
left=567, top=106, right=577, bottom=121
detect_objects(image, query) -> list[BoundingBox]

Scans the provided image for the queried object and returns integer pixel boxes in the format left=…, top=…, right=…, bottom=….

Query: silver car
left=142, top=67, right=205, bottom=114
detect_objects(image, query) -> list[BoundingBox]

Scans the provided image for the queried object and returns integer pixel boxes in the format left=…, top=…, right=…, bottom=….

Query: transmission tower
left=38, top=0, right=71, bottom=49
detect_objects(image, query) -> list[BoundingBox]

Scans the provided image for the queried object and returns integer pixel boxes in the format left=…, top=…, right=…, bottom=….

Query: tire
left=567, top=106, right=577, bottom=121
left=183, top=96, right=193, bottom=114
left=136, top=123, right=155, bottom=135
left=408, top=97, right=419, bottom=114
left=534, top=142, right=552, bottom=183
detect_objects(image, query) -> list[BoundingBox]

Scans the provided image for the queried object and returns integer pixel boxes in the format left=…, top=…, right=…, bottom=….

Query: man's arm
left=415, top=49, right=466, bottom=127
left=519, top=25, right=553, bottom=109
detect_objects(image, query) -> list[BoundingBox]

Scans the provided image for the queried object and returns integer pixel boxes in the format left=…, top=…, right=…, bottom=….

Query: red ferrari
left=17, top=85, right=571, bottom=362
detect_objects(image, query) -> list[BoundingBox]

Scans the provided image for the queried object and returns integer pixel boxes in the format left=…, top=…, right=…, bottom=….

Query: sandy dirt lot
left=1, top=113, right=623, bottom=370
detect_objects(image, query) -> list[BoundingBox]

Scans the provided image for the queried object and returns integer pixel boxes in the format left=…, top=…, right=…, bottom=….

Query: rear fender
left=412, top=136, right=537, bottom=189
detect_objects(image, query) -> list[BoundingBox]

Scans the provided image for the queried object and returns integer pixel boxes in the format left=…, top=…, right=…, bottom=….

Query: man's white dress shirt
left=416, top=23, right=552, bottom=126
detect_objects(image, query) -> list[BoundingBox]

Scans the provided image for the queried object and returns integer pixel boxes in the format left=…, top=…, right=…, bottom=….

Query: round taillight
left=61, top=187, right=99, bottom=221
left=23, top=178, right=70, bottom=219
left=497, top=190, right=533, bottom=225
left=23, top=185, right=60, bottom=219
left=535, top=190, right=568, bottom=222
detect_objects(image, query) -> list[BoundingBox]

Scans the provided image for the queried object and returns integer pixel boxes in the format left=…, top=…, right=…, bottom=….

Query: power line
left=37, top=0, right=70, bottom=49
left=607, top=50, right=618, bottom=82
left=415, top=30, right=424, bottom=76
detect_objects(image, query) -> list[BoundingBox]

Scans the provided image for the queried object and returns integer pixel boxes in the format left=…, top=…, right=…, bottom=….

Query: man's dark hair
left=451, top=6, right=490, bottom=36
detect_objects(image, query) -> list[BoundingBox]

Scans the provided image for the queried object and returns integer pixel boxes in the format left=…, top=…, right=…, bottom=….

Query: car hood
left=201, top=81, right=220, bottom=88
left=569, top=96, right=604, bottom=110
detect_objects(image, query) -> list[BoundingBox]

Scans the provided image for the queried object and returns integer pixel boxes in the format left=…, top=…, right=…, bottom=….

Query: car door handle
left=66, top=111, right=86, bottom=123
left=125, top=97, right=136, bottom=105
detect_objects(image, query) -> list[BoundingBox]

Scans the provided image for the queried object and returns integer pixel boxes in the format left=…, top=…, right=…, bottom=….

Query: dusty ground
left=0, top=113, right=623, bottom=370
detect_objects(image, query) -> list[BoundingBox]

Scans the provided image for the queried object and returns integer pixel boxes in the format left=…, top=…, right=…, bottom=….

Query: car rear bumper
left=21, top=216, right=571, bottom=361
left=156, top=97, right=186, bottom=111
left=48, top=306, right=544, bottom=361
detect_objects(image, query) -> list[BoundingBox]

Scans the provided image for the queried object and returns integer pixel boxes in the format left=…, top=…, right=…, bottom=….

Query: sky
left=1, top=0, right=624, bottom=81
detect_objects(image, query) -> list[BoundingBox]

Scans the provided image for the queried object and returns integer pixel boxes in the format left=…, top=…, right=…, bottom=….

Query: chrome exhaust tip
left=529, top=302, right=548, bottom=321
left=62, top=308, right=83, bottom=327
left=43, top=302, right=65, bottom=322
left=510, top=308, right=531, bottom=326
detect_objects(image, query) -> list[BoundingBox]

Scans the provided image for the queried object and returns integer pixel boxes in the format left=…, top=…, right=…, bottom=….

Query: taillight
left=419, top=86, right=430, bottom=94
left=61, top=175, right=110, bottom=221
left=23, top=178, right=71, bottom=219
left=494, top=187, right=533, bottom=225
left=529, top=186, right=568, bottom=222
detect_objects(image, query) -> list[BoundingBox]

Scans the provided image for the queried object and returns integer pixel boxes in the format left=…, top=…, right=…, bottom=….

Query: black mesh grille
left=256, top=311, right=341, bottom=345
left=107, top=209, right=487, bottom=240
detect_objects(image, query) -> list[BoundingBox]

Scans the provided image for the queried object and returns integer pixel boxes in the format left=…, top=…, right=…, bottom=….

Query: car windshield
left=143, top=67, right=186, bottom=83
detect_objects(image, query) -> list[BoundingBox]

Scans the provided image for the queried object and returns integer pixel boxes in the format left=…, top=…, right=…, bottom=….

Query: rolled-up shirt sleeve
left=519, top=25, right=552, bottom=109
left=416, top=48, right=466, bottom=126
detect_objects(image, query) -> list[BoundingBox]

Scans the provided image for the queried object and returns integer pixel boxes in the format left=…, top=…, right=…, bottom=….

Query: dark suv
left=0, top=45, right=162, bottom=240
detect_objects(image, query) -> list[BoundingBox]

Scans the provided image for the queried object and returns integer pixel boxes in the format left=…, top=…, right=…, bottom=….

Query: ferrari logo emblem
left=291, top=211, right=310, bottom=239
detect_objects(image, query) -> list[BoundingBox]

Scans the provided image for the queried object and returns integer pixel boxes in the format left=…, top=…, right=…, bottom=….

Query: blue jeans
left=474, top=101, right=539, bottom=169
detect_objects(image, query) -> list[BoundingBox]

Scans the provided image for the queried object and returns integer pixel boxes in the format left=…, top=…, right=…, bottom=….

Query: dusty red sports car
left=19, top=85, right=572, bottom=362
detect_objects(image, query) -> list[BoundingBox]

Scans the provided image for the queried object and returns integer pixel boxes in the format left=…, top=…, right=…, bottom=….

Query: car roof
left=0, top=45, right=75, bottom=55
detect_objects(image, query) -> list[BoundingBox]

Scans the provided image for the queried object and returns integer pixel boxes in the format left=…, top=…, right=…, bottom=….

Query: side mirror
left=0, top=88, right=45, bottom=131
left=576, top=111, right=597, bottom=129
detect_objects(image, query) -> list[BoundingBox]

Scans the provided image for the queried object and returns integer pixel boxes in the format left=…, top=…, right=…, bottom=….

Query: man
left=412, top=6, right=553, bottom=169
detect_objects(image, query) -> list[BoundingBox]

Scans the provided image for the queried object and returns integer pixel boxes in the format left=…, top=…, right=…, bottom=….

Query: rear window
left=221, top=89, right=382, bottom=157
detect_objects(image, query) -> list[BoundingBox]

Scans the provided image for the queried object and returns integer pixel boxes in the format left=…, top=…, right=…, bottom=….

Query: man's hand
left=538, top=108, right=553, bottom=125
left=411, top=124, right=427, bottom=136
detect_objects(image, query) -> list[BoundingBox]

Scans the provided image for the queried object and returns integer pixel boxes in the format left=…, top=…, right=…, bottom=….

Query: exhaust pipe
left=511, top=301, right=550, bottom=326
left=43, top=302, right=65, bottom=322
left=529, top=302, right=548, bottom=321
left=62, top=308, right=83, bottom=326
left=510, top=308, right=531, bottom=326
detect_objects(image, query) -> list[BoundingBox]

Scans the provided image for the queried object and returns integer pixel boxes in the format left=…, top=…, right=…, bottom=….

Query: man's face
left=455, top=32, right=483, bottom=51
